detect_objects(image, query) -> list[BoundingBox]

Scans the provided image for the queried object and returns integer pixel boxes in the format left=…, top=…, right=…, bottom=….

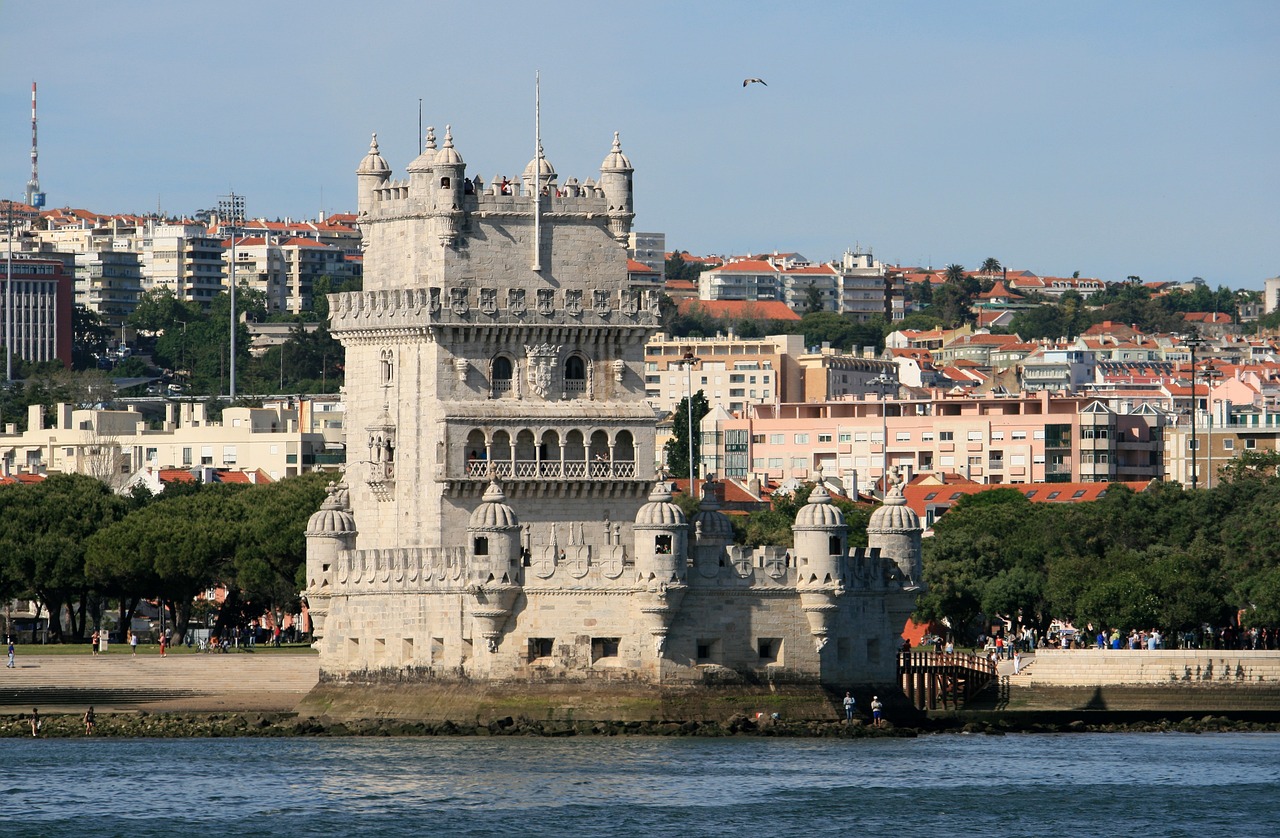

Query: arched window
left=564, top=355, right=587, bottom=395
left=440, top=176, right=451, bottom=189
left=380, top=349, right=395, bottom=386
left=492, top=355, right=513, bottom=394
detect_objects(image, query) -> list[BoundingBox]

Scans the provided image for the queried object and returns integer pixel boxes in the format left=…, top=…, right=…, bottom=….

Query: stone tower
left=316, top=123, right=661, bottom=671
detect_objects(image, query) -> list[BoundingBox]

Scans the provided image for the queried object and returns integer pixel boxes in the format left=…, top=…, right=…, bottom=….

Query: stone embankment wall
left=1023, top=649, right=1280, bottom=686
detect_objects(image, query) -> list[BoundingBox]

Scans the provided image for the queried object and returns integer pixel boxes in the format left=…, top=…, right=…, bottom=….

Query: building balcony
left=464, top=458, right=636, bottom=480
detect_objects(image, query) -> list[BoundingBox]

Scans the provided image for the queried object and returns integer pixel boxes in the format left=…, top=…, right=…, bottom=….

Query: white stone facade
left=306, top=125, right=921, bottom=689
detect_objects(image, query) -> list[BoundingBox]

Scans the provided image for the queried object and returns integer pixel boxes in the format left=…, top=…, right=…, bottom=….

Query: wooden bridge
left=898, top=651, right=998, bottom=710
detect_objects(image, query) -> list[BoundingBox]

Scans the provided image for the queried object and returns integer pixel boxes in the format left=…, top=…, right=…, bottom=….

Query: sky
left=1, top=1, right=1276, bottom=288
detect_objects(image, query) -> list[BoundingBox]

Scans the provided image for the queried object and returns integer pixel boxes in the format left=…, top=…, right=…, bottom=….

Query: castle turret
left=866, top=468, right=923, bottom=587
left=466, top=481, right=523, bottom=652
left=633, top=480, right=688, bottom=656
left=691, top=480, right=734, bottom=578
left=599, top=131, right=634, bottom=243
left=433, top=125, right=466, bottom=246
left=356, top=133, right=391, bottom=217
left=406, top=125, right=438, bottom=195
left=792, top=468, right=848, bottom=585
left=522, top=142, right=557, bottom=196
left=304, top=482, right=358, bottom=643
left=793, top=468, right=847, bottom=651
left=634, top=480, right=688, bottom=582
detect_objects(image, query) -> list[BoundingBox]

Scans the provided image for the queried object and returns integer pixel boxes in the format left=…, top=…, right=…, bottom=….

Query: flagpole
left=531, top=72, right=542, bottom=272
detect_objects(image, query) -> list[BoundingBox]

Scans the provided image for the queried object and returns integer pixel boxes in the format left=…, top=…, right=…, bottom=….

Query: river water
left=1, top=733, right=1276, bottom=836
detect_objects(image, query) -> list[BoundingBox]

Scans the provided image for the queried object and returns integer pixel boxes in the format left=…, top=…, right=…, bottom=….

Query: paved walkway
left=0, top=650, right=319, bottom=713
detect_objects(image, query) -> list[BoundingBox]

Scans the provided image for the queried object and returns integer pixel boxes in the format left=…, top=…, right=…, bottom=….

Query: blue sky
left=1, top=1, right=1276, bottom=287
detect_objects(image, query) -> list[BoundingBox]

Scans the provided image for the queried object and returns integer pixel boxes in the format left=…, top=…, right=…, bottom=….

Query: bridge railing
left=898, top=650, right=997, bottom=711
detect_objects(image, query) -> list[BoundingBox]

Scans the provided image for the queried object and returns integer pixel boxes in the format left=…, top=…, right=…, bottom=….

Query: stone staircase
left=0, top=651, right=320, bottom=713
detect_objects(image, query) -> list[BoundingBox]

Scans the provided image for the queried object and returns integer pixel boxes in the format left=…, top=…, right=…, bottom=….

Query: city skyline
left=1, top=1, right=1276, bottom=288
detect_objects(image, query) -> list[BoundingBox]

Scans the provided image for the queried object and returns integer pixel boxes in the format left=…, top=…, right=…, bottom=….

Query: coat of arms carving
left=524, top=343, right=560, bottom=399
left=536, top=288, right=555, bottom=315
left=450, top=287, right=469, bottom=316
left=565, top=289, right=583, bottom=316
left=621, top=289, right=640, bottom=316
left=508, top=288, right=526, bottom=315
left=593, top=289, right=610, bottom=316
left=479, top=288, right=497, bottom=315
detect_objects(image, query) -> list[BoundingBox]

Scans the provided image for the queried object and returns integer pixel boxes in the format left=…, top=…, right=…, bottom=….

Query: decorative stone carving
left=621, top=289, right=640, bottom=316
left=593, top=289, right=610, bottom=316
left=450, top=287, right=469, bottom=316
left=508, top=288, right=526, bottom=315
left=479, top=288, right=497, bottom=315
left=429, top=287, right=441, bottom=313
left=611, top=358, right=625, bottom=383
left=536, top=288, right=554, bottom=315
left=454, top=357, right=469, bottom=382
left=524, top=343, right=560, bottom=399
left=565, top=289, right=583, bottom=316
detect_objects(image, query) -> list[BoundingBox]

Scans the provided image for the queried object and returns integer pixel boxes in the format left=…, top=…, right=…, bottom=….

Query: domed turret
left=599, top=131, right=634, bottom=243
left=434, top=126, right=466, bottom=246
left=407, top=126, right=438, bottom=173
left=634, top=480, right=687, bottom=582
left=793, top=467, right=848, bottom=584
left=356, top=133, right=391, bottom=216
left=692, top=480, right=733, bottom=543
left=465, top=481, right=523, bottom=654
left=304, top=482, right=358, bottom=643
left=867, top=467, right=923, bottom=586
left=522, top=142, right=557, bottom=195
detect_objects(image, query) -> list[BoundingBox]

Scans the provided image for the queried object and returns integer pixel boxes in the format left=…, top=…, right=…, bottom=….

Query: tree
left=72, top=306, right=112, bottom=371
left=944, top=263, right=967, bottom=285
left=804, top=282, right=824, bottom=314
left=664, top=392, right=710, bottom=479
left=979, top=257, right=1002, bottom=281
left=0, top=474, right=127, bottom=641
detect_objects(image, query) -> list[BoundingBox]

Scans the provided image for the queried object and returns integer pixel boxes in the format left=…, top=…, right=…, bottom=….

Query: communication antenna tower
left=25, top=83, right=45, bottom=208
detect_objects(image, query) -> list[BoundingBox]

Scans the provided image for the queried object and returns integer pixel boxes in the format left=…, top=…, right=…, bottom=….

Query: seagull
left=742, top=77, right=767, bottom=87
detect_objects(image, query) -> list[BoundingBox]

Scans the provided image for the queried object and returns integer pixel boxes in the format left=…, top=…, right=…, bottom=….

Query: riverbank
left=6, top=709, right=1280, bottom=738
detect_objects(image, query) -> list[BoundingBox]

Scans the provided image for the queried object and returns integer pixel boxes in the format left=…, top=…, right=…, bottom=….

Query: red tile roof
left=677, top=299, right=801, bottom=321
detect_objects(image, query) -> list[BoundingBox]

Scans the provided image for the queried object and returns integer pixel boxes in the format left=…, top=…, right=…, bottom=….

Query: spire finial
left=443, top=125, right=454, bottom=148
left=368, top=132, right=380, bottom=154
left=612, top=131, right=622, bottom=152
left=425, top=126, right=437, bottom=150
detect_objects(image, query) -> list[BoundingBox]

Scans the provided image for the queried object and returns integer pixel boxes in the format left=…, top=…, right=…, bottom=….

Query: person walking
left=6, top=636, right=13, bottom=668
left=130, top=630, right=138, bottom=656
left=91, top=629, right=100, bottom=656
left=84, top=706, right=96, bottom=735
left=159, top=633, right=167, bottom=657
left=843, top=691, right=856, bottom=721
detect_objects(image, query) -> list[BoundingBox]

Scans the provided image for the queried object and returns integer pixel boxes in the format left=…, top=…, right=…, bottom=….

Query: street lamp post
left=1183, top=334, right=1206, bottom=489
left=681, top=351, right=701, bottom=499
left=1201, top=366, right=1222, bottom=489
left=870, top=371, right=896, bottom=497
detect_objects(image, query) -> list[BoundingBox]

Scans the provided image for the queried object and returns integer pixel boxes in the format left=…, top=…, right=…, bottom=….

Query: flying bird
left=742, top=78, right=767, bottom=87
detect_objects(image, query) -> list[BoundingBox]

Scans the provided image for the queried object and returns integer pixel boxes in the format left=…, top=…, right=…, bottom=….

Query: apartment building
left=701, top=391, right=1168, bottom=497
left=226, top=235, right=354, bottom=314
left=644, top=332, right=804, bottom=415
left=0, top=398, right=345, bottom=487
left=142, top=223, right=226, bottom=304
left=0, top=255, right=73, bottom=367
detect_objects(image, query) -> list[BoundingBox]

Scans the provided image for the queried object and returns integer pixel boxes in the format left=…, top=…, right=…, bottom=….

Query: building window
left=1188, top=440, right=1200, bottom=451
left=828, top=535, right=842, bottom=556
left=655, top=534, right=673, bottom=554
left=696, top=639, right=720, bottom=662
left=474, top=536, right=489, bottom=555
left=592, top=637, right=620, bottom=661
left=1012, top=431, right=1027, bottom=440
left=967, top=431, right=983, bottom=441
left=492, top=355, right=514, bottom=392
left=529, top=637, right=553, bottom=660
left=770, top=434, right=785, bottom=445
left=1222, top=439, right=1234, bottom=450
left=922, top=432, right=934, bottom=441
left=792, top=458, right=806, bottom=469
left=896, top=432, right=911, bottom=442
left=795, top=434, right=809, bottom=444
left=939, top=431, right=954, bottom=441
left=839, top=433, right=852, bottom=443
left=182, top=447, right=192, bottom=466
left=757, top=638, right=782, bottom=663
left=1246, top=439, right=1257, bottom=449
left=818, top=434, right=832, bottom=443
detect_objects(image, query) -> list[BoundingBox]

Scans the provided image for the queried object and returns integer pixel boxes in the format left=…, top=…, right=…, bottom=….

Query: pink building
left=704, top=390, right=1168, bottom=497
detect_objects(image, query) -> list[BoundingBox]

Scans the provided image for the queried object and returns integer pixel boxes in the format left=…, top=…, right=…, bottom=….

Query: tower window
left=592, top=637, right=620, bottom=661
left=492, top=355, right=513, bottom=393
left=655, top=534, right=672, bottom=554
left=829, top=536, right=842, bottom=556
left=474, top=536, right=489, bottom=556
left=440, top=176, right=451, bottom=189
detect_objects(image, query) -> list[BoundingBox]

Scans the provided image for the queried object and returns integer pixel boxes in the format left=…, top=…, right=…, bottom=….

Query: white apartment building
left=0, top=397, right=345, bottom=488
left=142, top=223, right=226, bottom=304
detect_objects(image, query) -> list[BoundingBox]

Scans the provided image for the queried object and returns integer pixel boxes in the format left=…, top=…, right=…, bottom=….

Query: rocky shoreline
left=6, top=710, right=1280, bottom=739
